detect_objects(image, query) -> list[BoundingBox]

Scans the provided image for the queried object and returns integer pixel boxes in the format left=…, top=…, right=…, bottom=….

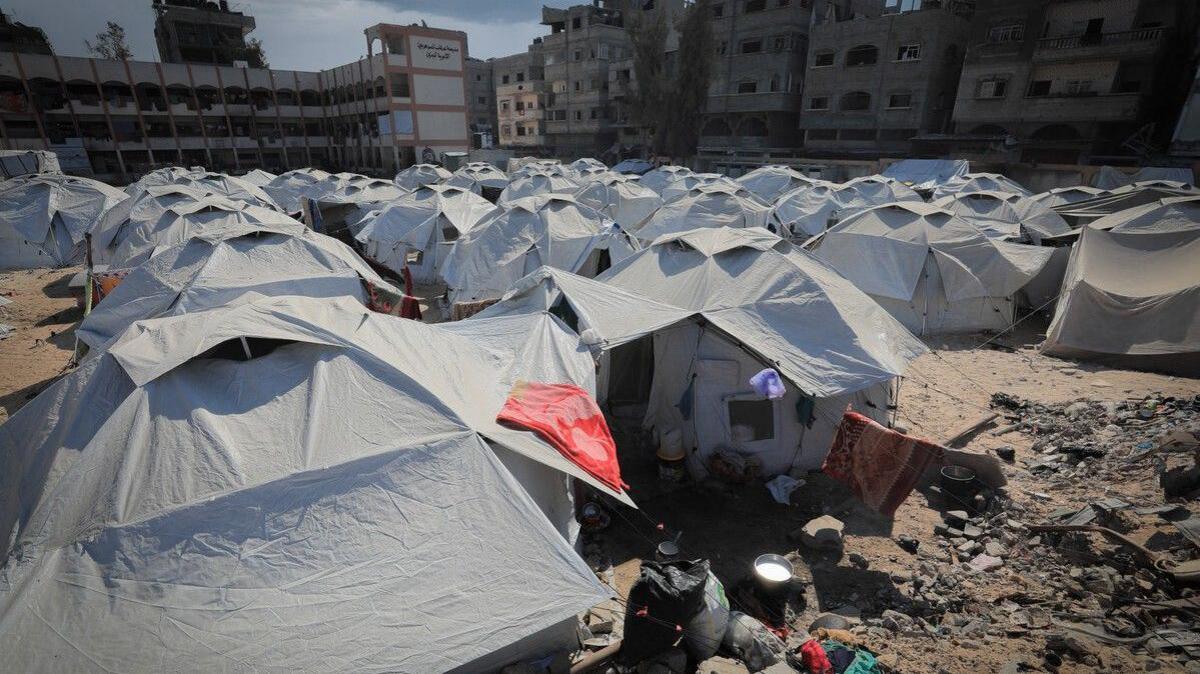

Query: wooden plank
left=942, top=412, right=999, bottom=448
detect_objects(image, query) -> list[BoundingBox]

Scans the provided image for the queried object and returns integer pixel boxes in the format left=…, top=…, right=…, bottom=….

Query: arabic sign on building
left=408, top=35, right=462, bottom=70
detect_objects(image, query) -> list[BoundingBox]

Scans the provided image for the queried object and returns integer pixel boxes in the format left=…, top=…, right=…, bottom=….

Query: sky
left=3, top=0, right=553, bottom=69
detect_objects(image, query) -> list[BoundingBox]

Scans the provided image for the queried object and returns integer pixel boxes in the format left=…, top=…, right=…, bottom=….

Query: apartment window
left=717, top=41, right=728, bottom=55
left=501, top=124, right=511, bottom=136
left=517, top=72, right=525, bottom=82
left=574, top=50, right=582, bottom=62
left=575, top=110, right=583, bottom=120
left=502, top=75, right=510, bottom=84
left=846, top=44, right=878, bottom=66
left=517, top=124, right=527, bottom=136
left=1065, top=79, right=1093, bottom=95
left=590, top=108, right=598, bottom=119
left=745, top=0, right=766, bottom=12
left=771, top=36, right=788, bottom=52
left=840, top=91, right=871, bottom=111
left=769, top=75, right=780, bottom=92
left=574, top=80, right=582, bottom=91
left=887, top=92, right=912, bottom=108
left=896, top=44, right=921, bottom=61
left=730, top=80, right=755, bottom=94
left=713, top=2, right=725, bottom=17
left=516, top=100, right=525, bottom=111
left=988, top=24, right=1024, bottom=43
left=741, top=39, right=763, bottom=54
left=501, top=100, right=510, bottom=112
left=552, top=109, right=567, bottom=120
left=389, top=73, right=410, bottom=97
left=813, top=51, right=834, bottom=67
left=976, top=77, right=1008, bottom=99
left=572, top=17, right=581, bottom=30
left=808, top=96, right=829, bottom=110
left=477, top=96, right=486, bottom=105
left=1027, top=79, right=1051, bottom=97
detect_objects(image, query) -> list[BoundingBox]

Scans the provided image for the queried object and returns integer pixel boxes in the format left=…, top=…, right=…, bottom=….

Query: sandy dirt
left=1, top=270, right=1196, bottom=672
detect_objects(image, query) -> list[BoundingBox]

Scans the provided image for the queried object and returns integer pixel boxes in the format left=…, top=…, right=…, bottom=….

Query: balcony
left=1034, top=27, right=1164, bottom=62
left=1019, top=91, right=1140, bottom=122
left=706, top=92, right=798, bottom=114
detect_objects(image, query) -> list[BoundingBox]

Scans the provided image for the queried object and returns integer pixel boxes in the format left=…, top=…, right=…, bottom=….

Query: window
left=741, top=39, right=763, bottom=54
left=406, top=250, right=424, bottom=265
left=771, top=36, right=788, bottom=52
left=574, top=110, right=582, bottom=120
left=516, top=72, right=525, bottom=82
left=1027, top=80, right=1051, bottom=97
left=887, top=92, right=912, bottom=108
left=501, top=75, right=510, bottom=84
left=896, top=43, right=921, bottom=61
left=713, top=2, right=724, bottom=17
left=552, top=109, right=566, bottom=121
left=813, top=51, right=834, bottom=67
left=516, top=124, right=526, bottom=136
left=840, top=91, right=871, bottom=111
left=574, top=50, right=582, bottom=62
left=988, top=24, right=1024, bottom=42
left=574, top=80, right=581, bottom=91
left=728, top=399, right=774, bottom=441
left=737, top=81, right=758, bottom=94
left=501, top=124, right=511, bottom=136
left=769, top=75, right=780, bottom=92
left=976, top=77, right=1008, bottom=99
left=516, top=100, right=525, bottom=111
left=389, top=74, right=410, bottom=97
left=572, top=17, right=581, bottom=29
left=1065, top=79, right=1093, bottom=95
left=808, top=96, right=829, bottom=110
left=717, top=41, right=728, bottom=55
left=501, top=100, right=510, bottom=112
left=477, top=96, right=486, bottom=104
left=745, top=0, right=766, bottom=12
left=845, top=45, right=878, bottom=66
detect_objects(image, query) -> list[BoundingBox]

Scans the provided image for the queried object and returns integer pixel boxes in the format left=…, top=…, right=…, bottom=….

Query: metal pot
left=752, top=553, right=794, bottom=595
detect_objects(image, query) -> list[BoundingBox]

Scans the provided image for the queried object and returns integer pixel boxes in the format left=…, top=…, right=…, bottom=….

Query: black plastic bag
left=618, top=558, right=710, bottom=665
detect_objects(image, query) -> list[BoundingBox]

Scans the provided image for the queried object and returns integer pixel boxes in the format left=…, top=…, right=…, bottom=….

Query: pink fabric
left=822, top=411, right=945, bottom=517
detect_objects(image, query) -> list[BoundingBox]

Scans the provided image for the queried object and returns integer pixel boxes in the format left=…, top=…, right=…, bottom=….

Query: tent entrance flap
left=693, top=358, right=741, bottom=475
left=605, top=335, right=654, bottom=408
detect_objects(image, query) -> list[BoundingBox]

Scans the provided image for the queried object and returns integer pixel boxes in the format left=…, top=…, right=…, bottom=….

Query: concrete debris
left=798, top=515, right=844, bottom=552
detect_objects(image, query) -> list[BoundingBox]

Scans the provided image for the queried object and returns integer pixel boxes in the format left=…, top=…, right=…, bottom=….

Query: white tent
left=881, top=159, right=970, bottom=192
left=1091, top=165, right=1195, bottom=190
left=92, top=184, right=239, bottom=264
left=659, top=172, right=744, bottom=203
left=442, top=194, right=638, bottom=304
left=1085, top=195, right=1200, bottom=234
left=735, top=165, right=820, bottom=204
left=569, top=157, right=607, bottom=173
left=498, top=170, right=579, bottom=206
left=611, top=158, right=654, bottom=175
left=771, top=176, right=922, bottom=237
left=78, top=224, right=399, bottom=350
left=153, top=169, right=282, bottom=211
left=239, top=168, right=278, bottom=186
left=354, top=184, right=500, bottom=282
left=123, top=166, right=201, bottom=193
left=262, top=168, right=341, bottom=212
left=446, top=161, right=510, bottom=197
left=811, top=202, right=1054, bottom=334
left=1031, top=185, right=1108, bottom=208
left=632, top=183, right=772, bottom=242
left=930, top=172, right=1032, bottom=200
left=932, top=190, right=1071, bottom=244
left=1051, top=183, right=1200, bottom=227
left=394, top=162, right=452, bottom=191
left=107, top=197, right=307, bottom=268
left=573, top=172, right=664, bottom=230
left=637, top=165, right=693, bottom=195
left=0, top=295, right=617, bottom=672
left=479, top=228, right=926, bottom=477
left=0, top=173, right=128, bottom=269
left=1042, top=224, right=1199, bottom=374
left=0, top=149, right=60, bottom=179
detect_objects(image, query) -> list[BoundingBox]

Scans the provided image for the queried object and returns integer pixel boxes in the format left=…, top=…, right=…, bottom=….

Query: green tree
left=86, top=21, right=133, bottom=60
left=628, top=8, right=669, bottom=152
left=242, top=38, right=268, bottom=69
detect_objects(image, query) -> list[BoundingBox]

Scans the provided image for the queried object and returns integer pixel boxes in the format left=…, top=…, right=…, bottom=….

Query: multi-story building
left=698, top=0, right=812, bottom=160
left=939, top=0, right=1188, bottom=164
left=798, top=0, right=973, bottom=157
left=465, top=57, right=497, bottom=148
left=494, top=42, right=548, bottom=152
left=153, top=0, right=259, bottom=66
left=0, top=21, right=471, bottom=183
left=0, top=11, right=52, bottom=55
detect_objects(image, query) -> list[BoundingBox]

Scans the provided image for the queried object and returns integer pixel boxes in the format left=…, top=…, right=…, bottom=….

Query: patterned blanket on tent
left=822, top=411, right=945, bottom=517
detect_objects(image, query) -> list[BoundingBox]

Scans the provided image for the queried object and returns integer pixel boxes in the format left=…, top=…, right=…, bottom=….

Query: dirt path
left=0, top=267, right=83, bottom=424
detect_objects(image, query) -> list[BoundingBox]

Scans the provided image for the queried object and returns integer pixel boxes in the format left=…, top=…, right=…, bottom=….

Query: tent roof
left=632, top=183, right=771, bottom=241
left=771, top=176, right=922, bottom=236
left=1086, top=195, right=1200, bottom=234
left=930, top=172, right=1032, bottom=200
left=637, top=165, right=694, bottom=194
left=932, top=190, right=1071, bottom=241
left=498, top=172, right=579, bottom=206
left=394, top=163, right=452, bottom=190
left=735, top=165, right=820, bottom=204
left=0, top=295, right=614, bottom=672
left=881, top=159, right=970, bottom=190
left=354, top=184, right=500, bottom=250
left=0, top=173, right=128, bottom=246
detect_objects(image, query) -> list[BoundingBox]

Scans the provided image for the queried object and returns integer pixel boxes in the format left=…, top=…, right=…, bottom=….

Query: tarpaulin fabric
left=0, top=173, right=128, bottom=269
left=736, top=165, right=821, bottom=204
left=637, top=165, right=693, bottom=194
left=823, top=411, right=945, bottom=517
left=393, top=162, right=451, bottom=191
left=446, top=161, right=510, bottom=192
left=771, top=176, right=923, bottom=237
left=498, top=381, right=627, bottom=492
left=881, top=159, right=969, bottom=191
left=573, top=173, right=663, bottom=229
left=633, top=183, right=771, bottom=241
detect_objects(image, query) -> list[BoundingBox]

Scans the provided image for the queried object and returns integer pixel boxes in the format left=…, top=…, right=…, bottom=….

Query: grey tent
left=92, top=184, right=244, bottom=264
left=0, top=173, right=128, bottom=269
left=0, top=295, right=618, bottom=672
left=1042, top=223, right=1199, bottom=375
left=446, top=161, right=510, bottom=200
left=735, top=165, right=821, bottom=204
left=1031, top=185, right=1108, bottom=209
left=658, top=172, right=746, bottom=203
left=1091, top=165, right=1195, bottom=190
left=78, top=223, right=400, bottom=350
left=498, top=170, right=579, bottom=206
left=881, top=159, right=969, bottom=192
left=632, top=183, right=771, bottom=241
left=932, top=190, right=1071, bottom=244
left=930, top=172, right=1031, bottom=200
left=636, top=165, right=694, bottom=195
left=480, top=229, right=926, bottom=477
left=771, top=176, right=922, bottom=237
left=573, top=172, right=664, bottom=230
left=394, top=162, right=452, bottom=191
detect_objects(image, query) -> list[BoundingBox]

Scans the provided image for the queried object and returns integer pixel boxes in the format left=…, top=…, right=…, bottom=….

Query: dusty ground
left=1, top=270, right=1196, bottom=672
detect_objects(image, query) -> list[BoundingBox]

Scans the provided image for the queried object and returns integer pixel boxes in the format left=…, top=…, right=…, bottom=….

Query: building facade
left=494, top=44, right=547, bottom=152
left=465, top=57, right=497, bottom=148
left=152, top=0, right=259, bottom=66
left=699, top=0, right=812, bottom=159
left=0, top=22, right=471, bottom=183
left=798, top=0, right=972, bottom=156
left=938, top=0, right=1187, bottom=164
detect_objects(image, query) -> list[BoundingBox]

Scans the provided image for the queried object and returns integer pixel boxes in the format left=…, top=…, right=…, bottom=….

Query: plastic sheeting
left=0, top=173, right=129, bottom=269
left=771, top=176, right=922, bottom=237
left=882, top=159, right=969, bottom=191
left=353, top=184, right=500, bottom=281
left=611, top=158, right=654, bottom=175
left=78, top=226, right=398, bottom=350
left=930, top=172, right=1031, bottom=200
left=446, top=161, right=510, bottom=192
left=573, top=173, right=664, bottom=230
left=735, top=165, right=820, bottom=204
left=1091, top=165, right=1195, bottom=190
left=932, top=190, right=1071, bottom=244
left=1085, top=195, right=1200, bottom=234
left=0, top=297, right=614, bottom=672
left=498, top=171, right=580, bottom=206
left=812, top=202, right=1053, bottom=334
left=633, top=183, right=772, bottom=241
left=442, top=194, right=638, bottom=304
left=637, top=165, right=694, bottom=194
left=1031, top=186, right=1108, bottom=209
left=1042, top=225, right=1200, bottom=374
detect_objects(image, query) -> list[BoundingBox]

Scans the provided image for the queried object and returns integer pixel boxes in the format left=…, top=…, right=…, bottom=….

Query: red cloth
left=363, top=278, right=422, bottom=320
left=497, top=382, right=628, bottom=493
left=800, top=639, right=833, bottom=674
left=822, top=411, right=945, bottom=517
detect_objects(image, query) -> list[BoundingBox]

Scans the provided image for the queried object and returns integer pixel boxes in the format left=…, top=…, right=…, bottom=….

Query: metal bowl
left=752, top=553, right=794, bottom=593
